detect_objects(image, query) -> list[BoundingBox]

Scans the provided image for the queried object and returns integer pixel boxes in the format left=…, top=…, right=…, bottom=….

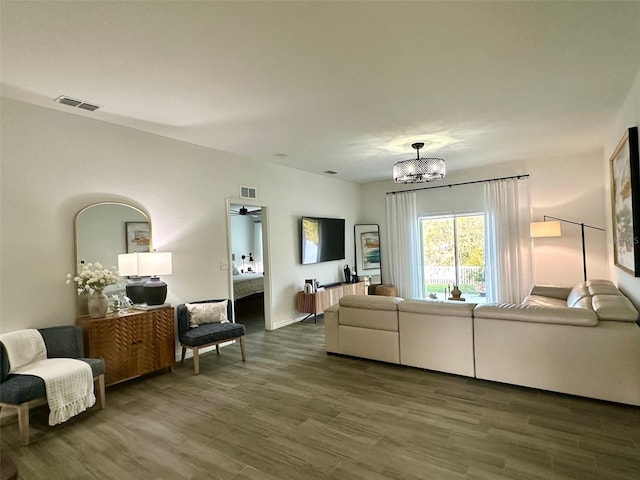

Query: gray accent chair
left=176, top=299, right=246, bottom=374
left=0, top=325, right=106, bottom=445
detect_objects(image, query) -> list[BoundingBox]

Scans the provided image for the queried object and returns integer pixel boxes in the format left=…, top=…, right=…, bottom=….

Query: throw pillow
left=186, top=301, right=229, bottom=327
left=232, top=262, right=240, bottom=275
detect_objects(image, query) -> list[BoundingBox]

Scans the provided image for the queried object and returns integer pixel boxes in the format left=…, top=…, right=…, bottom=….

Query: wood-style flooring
left=1, top=319, right=639, bottom=479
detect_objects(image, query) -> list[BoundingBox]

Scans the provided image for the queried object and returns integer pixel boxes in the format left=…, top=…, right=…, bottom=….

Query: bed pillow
left=232, top=262, right=240, bottom=275
left=186, top=300, right=229, bottom=327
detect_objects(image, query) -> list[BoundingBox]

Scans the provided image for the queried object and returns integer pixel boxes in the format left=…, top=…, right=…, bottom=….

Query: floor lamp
left=530, top=215, right=605, bottom=281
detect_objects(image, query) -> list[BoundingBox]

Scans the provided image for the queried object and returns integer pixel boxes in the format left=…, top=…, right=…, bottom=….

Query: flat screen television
left=301, top=216, right=345, bottom=264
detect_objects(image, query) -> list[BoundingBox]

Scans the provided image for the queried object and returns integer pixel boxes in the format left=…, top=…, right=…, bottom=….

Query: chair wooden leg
left=193, top=347, right=200, bottom=375
left=215, top=344, right=220, bottom=354
left=181, top=346, right=187, bottom=365
left=95, top=374, right=106, bottom=409
left=239, top=336, right=246, bottom=361
left=17, top=402, right=30, bottom=446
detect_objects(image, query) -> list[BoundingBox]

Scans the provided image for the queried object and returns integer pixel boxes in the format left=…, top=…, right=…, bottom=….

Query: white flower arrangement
left=66, top=262, right=119, bottom=294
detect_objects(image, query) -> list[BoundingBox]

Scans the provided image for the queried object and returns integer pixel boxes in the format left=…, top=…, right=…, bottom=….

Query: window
left=420, top=213, right=486, bottom=303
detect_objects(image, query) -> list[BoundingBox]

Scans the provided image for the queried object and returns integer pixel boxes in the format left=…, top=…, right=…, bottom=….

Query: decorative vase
left=450, top=285, right=462, bottom=300
left=88, top=290, right=109, bottom=318
left=344, top=265, right=351, bottom=283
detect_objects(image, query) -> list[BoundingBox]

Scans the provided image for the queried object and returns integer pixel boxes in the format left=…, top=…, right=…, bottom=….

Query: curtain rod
left=386, top=174, right=530, bottom=195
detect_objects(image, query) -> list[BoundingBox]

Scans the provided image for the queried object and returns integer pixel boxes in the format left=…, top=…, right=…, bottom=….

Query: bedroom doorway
left=228, top=201, right=269, bottom=333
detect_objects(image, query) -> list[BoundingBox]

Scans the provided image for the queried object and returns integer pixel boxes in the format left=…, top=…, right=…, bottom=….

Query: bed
left=233, top=272, right=264, bottom=301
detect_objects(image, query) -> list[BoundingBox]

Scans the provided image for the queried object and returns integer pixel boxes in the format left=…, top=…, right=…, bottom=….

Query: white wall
left=606, top=66, right=640, bottom=309
left=0, top=98, right=359, bottom=333
left=230, top=214, right=254, bottom=270
left=360, top=149, right=609, bottom=292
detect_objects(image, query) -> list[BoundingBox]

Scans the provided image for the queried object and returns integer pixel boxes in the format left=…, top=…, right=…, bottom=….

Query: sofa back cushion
left=399, top=299, right=476, bottom=317
left=339, top=294, right=402, bottom=311
left=474, top=304, right=598, bottom=326
left=567, top=285, right=592, bottom=308
left=340, top=307, right=399, bottom=331
left=592, top=294, right=639, bottom=322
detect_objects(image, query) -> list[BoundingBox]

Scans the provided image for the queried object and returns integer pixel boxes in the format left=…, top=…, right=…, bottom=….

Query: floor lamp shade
left=117, top=253, right=146, bottom=304
left=138, top=252, right=173, bottom=305
left=530, top=221, right=562, bottom=238
left=530, top=216, right=605, bottom=281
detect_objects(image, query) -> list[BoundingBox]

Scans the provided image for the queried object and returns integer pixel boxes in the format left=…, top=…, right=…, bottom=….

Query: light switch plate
left=220, top=260, right=229, bottom=270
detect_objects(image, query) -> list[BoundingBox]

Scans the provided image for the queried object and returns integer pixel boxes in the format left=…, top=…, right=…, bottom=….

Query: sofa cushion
left=339, top=294, right=402, bottom=311
left=588, top=284, right=623, bottom=296
left=527, top=285, right=572, bottom=300
left=585, top=279, right=615, bottom=287
left=474, top=304, right=598, bottom=326
left=399, top=299, right=476, bottom=317
left=592, top=294, right=639, bottom=322
left=522, top=295, right=568, bottom=308
left=567, top=286, right=591, bottom=307
left=340, top=306, right=399, bottom=331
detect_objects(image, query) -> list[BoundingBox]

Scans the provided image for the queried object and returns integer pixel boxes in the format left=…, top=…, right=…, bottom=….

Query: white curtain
left=253, top=220, right=264, bottom=273
left=484, top=177, right=532, bottom=303
left=385, top=191, right=422, bottom=299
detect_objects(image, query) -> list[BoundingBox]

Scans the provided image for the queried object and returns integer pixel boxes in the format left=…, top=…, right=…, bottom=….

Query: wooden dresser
left=76, top=306, right=175, bottom=386
left=297, top=281, right=366, bottom=321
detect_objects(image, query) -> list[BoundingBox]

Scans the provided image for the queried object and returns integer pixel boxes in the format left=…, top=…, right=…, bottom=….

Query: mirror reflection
left=75, top=202, right=151, bottom=287
left=354, top=224, right=382, bottom=284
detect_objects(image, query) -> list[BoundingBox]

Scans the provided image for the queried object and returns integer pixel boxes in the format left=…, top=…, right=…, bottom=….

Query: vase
left=88, top=290, right=109, bottom=318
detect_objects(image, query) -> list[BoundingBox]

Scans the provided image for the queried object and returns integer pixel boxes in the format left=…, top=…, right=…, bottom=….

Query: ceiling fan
left=230, top=206, right=261, bottom=216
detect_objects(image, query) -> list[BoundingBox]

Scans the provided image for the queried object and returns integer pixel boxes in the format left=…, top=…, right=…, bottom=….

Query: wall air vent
left=324, top=170, right=338, bottom=175
left=54, top=95, right=101, bottom=112
left=240, top=185, right=257, bottom=199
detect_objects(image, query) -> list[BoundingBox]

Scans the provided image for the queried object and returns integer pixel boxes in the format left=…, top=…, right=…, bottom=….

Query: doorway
left=228, top=201, right=271, bottom=333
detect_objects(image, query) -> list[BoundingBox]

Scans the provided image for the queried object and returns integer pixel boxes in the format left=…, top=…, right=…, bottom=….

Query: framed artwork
left=609, top=126, right=640, bottom=276
left=125, top=222, right=151, bottom=253
left=360, top=231, right=381, bottom=270
left=354, top=224, right=381, bottom=278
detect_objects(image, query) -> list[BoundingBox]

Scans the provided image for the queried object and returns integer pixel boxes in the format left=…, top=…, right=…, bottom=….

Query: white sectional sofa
left=324, top=279, right=640, bottom=406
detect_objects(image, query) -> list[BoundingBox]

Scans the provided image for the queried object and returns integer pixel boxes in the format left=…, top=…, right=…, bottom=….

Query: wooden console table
left=76, top=306, right=175, bottom=386
left=297, top=281, right=366, bottom=322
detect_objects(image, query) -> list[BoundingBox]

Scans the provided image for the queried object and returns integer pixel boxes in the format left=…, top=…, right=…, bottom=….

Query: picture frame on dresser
left=610, top=126, right=640, bottom=277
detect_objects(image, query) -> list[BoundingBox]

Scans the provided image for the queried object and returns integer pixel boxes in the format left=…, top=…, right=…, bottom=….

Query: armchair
left=176, top=299, right=246, bottom=374
left=0, top=325, right=105, bottom=445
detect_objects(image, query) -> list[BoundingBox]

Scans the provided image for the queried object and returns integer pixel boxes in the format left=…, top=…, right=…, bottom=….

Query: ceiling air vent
left=240, top=185, right=257, bottom=199
left=54, top=95, right=101, bottom=112
left=324, top=170, right=338, bottom=175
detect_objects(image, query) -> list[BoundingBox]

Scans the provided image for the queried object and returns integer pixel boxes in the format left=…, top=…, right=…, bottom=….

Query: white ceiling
left=2, top=1, right=640, bottom=184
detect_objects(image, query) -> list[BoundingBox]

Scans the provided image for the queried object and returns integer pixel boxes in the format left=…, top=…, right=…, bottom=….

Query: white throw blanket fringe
left=0, top=329, right=95, bottom=426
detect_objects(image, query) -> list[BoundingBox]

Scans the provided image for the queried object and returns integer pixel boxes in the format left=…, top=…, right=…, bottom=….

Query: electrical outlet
left=220, top=260, right=229, bottom=270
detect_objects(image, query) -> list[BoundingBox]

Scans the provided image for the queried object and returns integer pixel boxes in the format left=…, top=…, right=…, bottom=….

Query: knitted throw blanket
left=0, top=329, right=95, bottom=426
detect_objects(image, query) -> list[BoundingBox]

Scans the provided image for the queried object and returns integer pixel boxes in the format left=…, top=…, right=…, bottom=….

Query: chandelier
left=393, top=142, right=446, bottom=183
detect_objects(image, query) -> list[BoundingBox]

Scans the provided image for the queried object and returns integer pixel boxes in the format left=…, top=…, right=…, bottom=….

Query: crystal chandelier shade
left=393, top=142, right=446, bottom=183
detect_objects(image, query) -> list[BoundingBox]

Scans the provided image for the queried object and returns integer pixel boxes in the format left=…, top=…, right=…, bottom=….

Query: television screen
left=301, top=216, right=345, bottom=264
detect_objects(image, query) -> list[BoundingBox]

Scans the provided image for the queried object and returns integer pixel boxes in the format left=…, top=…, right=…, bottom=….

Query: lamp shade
left=138, top=252, right=173, bottom=276
left=117, top=253, right=139, bottom=276
left=530, top=221, right=562, bottom=238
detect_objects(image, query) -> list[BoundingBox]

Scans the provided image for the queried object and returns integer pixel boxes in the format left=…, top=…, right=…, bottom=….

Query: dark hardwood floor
left=1, top=320, right=639, bottom=479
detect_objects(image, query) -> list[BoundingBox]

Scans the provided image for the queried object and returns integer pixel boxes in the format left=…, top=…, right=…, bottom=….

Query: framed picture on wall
left=125, top=222, right=151, bottom=253
left=354, top=224, right=381, bottom=279
left=609, top=126, right=640, bottom=277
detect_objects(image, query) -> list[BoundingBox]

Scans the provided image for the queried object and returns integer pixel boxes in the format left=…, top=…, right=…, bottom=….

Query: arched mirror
left=354, top=224, right=382, bottom=285
left=74, top=202, right=151, bottom=293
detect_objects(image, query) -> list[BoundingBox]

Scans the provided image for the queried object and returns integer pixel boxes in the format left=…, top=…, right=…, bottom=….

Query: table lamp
left=117, top=253, right=146, bottom=304
left=138, top=252, right=173, bottom=305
